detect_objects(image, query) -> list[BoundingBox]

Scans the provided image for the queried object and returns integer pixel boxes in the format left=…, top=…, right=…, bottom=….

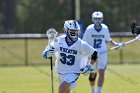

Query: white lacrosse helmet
left=92, top=11, right=103, bottom=26
left=64, top=20, right=80, bottom=42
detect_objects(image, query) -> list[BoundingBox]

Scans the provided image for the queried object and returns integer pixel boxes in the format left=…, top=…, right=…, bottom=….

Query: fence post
left=25, top=38, right=28, bottom=66
left=119, top=37, right=123, bottom=64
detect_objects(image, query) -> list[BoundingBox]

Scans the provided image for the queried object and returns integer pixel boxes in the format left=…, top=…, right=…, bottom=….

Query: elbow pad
left=91, top=50, right=98, bottom=61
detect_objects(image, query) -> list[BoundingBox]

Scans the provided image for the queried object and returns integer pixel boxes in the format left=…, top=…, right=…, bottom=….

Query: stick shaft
left=100, top=37, right=138, bottom=54
left=50, top=57, right=54, bottom=93
left=46, top=28, right=57, bottom=93
left=124, top=38, right=137, bottom=45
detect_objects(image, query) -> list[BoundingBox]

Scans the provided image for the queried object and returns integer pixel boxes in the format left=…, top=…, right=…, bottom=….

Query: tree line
left=0, top=0, right=139, bottom=34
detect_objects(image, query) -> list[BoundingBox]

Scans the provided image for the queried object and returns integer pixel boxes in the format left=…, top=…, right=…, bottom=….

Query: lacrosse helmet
left=92, top=11, right=103, bottom=26
left=64, top=20, right=80, bottom=42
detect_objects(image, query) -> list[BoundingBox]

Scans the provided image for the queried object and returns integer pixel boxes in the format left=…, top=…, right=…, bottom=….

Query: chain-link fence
left=0, top=33, right=140, bottom=66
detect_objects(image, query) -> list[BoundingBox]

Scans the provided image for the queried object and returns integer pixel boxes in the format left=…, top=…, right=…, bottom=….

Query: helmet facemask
left=67, top=29, right=79, bottom=42
left=64, top=20, right=80, bottom=42
left=92, top=11, right=103, bottom=26
left=92, top=18, right=103, bottom=26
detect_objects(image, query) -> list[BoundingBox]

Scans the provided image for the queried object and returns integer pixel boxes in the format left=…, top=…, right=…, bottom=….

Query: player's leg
left=58, top=73, right=80, bottom=93
left=59, top=81, right=71, bottom=93
left=96, top=53, right=107, bottom=93
left=89, top=72, right=97, bottom=93
left=97, top=69, right=105, bottom=93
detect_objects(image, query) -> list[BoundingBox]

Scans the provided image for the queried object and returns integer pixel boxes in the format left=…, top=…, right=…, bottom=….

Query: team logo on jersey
left=91, top=34, right=105, bottom=38
left=60, top=47, right=77, bottom=54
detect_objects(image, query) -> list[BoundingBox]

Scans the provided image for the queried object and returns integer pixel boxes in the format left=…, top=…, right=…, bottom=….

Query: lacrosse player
left=82, top=11, right=124, bottom=93
left=43, top=20, right=98, bottom=93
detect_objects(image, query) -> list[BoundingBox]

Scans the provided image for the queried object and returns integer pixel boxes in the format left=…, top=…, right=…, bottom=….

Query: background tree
left=0, top=0, right=140, bottom=34
left=0, top=0, right=16, bottom=33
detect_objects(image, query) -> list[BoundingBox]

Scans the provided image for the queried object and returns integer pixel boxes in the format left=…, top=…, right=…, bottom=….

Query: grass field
left=0, top=37, right=140, bottom=66
left=0, top=37, right=140, bottom=93
left=0, top=64, right=140, bottom=93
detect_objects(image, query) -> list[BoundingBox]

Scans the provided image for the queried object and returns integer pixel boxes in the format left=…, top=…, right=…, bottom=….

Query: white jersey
left=53, top=35, right=96, bottom=74
left=82, top=24, right=112, bottom=53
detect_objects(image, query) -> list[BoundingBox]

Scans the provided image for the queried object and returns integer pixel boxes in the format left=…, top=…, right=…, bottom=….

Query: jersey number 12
left=93, top=39, right=102, bottom=48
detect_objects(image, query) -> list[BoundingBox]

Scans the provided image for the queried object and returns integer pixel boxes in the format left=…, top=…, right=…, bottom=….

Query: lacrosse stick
left=46, top=28, right=58, bottom=93
left=100, top=21, right=140, bottom=54
left=99, top=35, right=140, bottom=54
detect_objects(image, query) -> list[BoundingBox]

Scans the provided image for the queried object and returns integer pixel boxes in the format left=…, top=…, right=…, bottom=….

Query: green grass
left=0, top=37, right=140, bottom=93
left=0, top=65, right=140, bottom=93
left=0, top=37, right=140, bottom=65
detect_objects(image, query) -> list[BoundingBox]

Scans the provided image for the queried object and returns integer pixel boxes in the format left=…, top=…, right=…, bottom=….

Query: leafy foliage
left=0, top=0, right=140, bottom=33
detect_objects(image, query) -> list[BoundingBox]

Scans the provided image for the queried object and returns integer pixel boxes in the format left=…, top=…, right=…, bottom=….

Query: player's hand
left=136, top=35, right=140, bottom=40
left=80, top=64, right=96, bottom=76
left=43, top=47, right=55, bottom=59
left=115, top=42, right=125, bottom=50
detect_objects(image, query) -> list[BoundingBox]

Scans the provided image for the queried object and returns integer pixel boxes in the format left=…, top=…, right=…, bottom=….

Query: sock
left=97, top=86, right=102, bottom=93
left=91, top=86, right=96, bottom=93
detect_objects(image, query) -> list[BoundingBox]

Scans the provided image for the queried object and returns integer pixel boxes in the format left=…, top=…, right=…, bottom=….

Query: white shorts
left=96, top=53, right=108, bottom=69
left=58, top=73, right=80, bottom=90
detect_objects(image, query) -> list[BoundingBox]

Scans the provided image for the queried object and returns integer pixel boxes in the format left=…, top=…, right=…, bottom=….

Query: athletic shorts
left=97, top=53, right=108, bottom=69
left=58, top=73, right=80, bottom=90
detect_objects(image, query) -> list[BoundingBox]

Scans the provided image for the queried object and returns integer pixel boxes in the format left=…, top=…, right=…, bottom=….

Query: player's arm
left=106, top=40, right=118, bottom=46
left=42, top=39, right=58, bottom=59
left=90, top=50, right=98, bottom=64
left=106, top=40, right=124, bottom=49
left=105, top=29, right=123, bottom=47
left=81, top=50, right=98, bottom=75
left=105, top=30, right=124, bottom=49
left=42, top=46, right=55, bottom=59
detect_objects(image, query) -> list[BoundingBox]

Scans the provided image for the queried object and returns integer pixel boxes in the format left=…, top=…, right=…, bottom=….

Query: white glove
left=115, top=42, right=124, bottom=50
left=136, top=35, right=140, bottom=40
left=43, top=47, right=55, bottom=59
left=80, top=63, right=96, bottom=76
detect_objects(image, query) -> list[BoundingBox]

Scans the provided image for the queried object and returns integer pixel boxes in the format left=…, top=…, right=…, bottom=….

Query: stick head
left=46, top=28, right=58, bottom=40
left=131, top=21, right=140, bottom=35
left=46, top=28, right=58, bottom=46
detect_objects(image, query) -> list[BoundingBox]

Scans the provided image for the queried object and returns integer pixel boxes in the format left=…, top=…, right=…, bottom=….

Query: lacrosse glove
left=115, top=42, right=125, bottom=50
left=43, top=47, right=55, bottom=59
left=80, top=63, right=96, bottom=76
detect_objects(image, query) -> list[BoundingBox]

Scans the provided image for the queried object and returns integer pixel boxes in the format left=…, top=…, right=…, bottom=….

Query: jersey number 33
left=60, top=53, right=75, bottom=66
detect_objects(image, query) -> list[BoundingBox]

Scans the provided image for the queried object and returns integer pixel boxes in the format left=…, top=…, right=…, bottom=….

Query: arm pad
left=91, top=50, right=98, bottom=61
